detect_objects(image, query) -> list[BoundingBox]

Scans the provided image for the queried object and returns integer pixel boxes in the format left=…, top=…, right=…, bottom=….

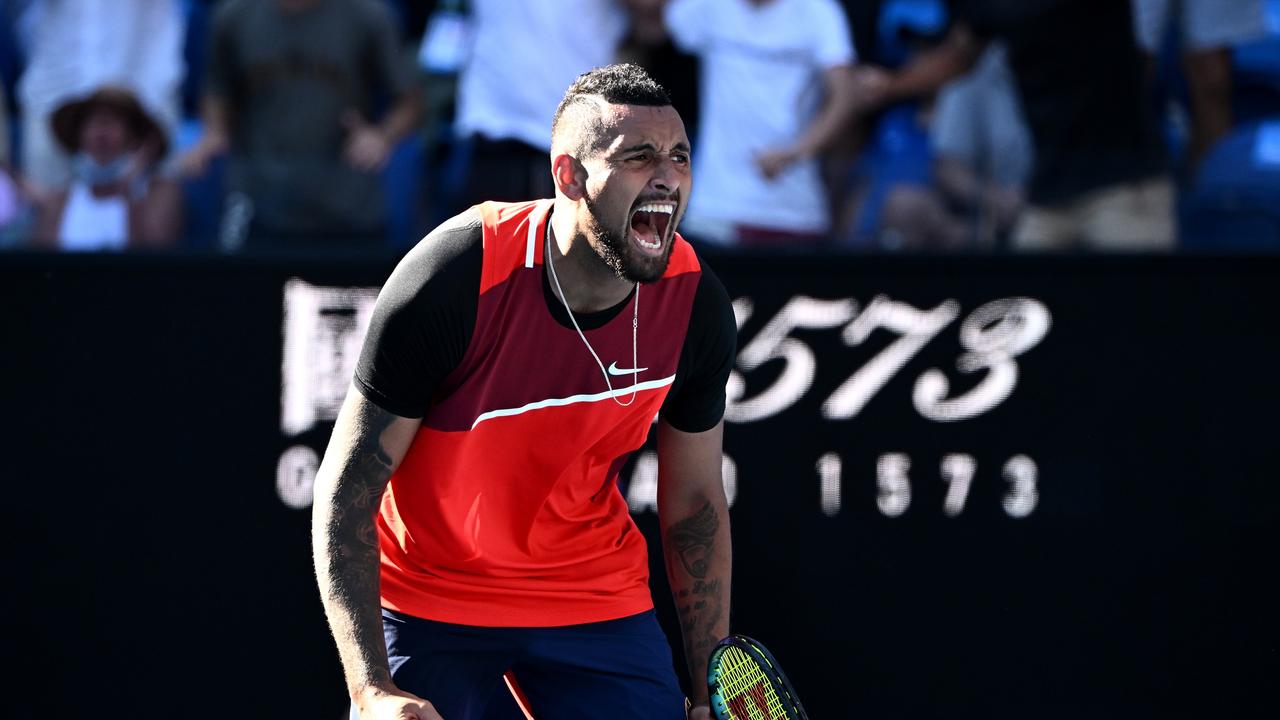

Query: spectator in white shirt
left=664, top=0, right=860, bottom=248
left=448, top=0, right=627, bottom=215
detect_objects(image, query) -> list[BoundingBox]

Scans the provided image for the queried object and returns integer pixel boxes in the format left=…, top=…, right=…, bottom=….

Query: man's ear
left=552, top=153, right=588, bottom=201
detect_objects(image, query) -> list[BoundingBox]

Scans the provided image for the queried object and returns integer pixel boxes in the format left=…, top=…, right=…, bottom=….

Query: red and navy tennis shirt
left=354, top=199, right=736, bottom=627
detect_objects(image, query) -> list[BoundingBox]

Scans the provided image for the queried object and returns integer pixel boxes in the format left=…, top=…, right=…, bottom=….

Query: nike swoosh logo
left=607, top=361, right=648, bottom=376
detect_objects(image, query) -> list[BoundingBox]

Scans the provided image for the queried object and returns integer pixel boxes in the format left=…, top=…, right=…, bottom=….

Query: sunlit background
left=4, top=1, right=1279, bottom=718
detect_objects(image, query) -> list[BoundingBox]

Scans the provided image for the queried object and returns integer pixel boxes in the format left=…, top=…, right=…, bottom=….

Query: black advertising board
left=5, top=252, right=1277, bottom=718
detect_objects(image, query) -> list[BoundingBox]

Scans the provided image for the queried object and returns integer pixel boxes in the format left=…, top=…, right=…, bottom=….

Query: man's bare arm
left=757, top=64, right=861, bottom=179
left=343, top=87, right=423, bottom=173
left=874, top=23, right=987, bottom=106
left=177, top=94, right=231, bottom=178
left=311, top=386, right=427, bottom=714
left=658, top=418, right=732, bottom=713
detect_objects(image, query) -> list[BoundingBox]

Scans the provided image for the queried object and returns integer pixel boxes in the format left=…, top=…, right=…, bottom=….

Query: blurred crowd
left=1, top=0, right=1278, bottom=255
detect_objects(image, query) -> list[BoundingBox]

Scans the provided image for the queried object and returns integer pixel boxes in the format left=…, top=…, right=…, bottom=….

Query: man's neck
left=547, top=201, right=635, bottom=314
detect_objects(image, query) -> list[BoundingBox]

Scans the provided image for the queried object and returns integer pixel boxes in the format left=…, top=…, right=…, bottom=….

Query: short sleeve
left=354, top=211, right=483, bottom=418
left=812, top=0, right=857, bottom=68
left=661, top=261, right=738, bottom=433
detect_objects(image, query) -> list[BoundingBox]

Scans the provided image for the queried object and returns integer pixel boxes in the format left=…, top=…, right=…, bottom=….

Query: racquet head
left=707, top=634, right=809, bottom=720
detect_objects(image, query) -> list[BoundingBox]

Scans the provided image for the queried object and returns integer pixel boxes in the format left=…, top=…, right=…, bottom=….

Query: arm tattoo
left=314, top=400, right=402, bottom=690
left=669, top=500, right=718, bottom=577
left=666, top=500, right=727, bottom=702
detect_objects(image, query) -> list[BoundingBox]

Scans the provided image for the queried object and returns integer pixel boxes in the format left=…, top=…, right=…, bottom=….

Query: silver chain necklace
left=545, top=223, right=640, bottom=407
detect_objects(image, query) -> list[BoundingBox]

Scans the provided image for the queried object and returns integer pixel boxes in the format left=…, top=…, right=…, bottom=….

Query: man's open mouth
left=630, top=201, right=676, bottom=255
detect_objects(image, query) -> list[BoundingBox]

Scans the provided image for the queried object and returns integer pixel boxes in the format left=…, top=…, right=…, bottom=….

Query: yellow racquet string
left=715, top=646, right=787, bottom=719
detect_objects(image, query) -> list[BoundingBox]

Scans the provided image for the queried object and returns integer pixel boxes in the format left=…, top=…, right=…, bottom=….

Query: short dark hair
left=551, top=63, right=672, bottom=157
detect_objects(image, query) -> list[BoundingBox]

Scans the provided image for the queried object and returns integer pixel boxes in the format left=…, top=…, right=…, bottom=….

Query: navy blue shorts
left=351, top=608, right=688, bottom=720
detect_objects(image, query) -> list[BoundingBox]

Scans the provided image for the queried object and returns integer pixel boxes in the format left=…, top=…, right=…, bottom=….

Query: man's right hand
left=354, top=686, right=444, bottom=720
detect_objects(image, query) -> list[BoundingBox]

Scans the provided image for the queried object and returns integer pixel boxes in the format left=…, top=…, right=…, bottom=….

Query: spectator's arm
left=757, top=64, right=859, bottom=179
left=934, top=154, right=1023, bottom=235
left=179, top=2, right=237, bottom=179
left=198, top=94, right=232, bottom=147
left=132, top=178, right=184, bottom=249
left=755, top=0, right=859, bottom=179
left=177, top=93, right=231, bottom=178
left=868, top=23, right=987, bottom=108
left=380, top=92, right=421, bottom=148
left=33, top=191, right=68, bottom=250
left=342, top=89, right=421, bottom=174
left=344, top=2, right=424, bottom=173
left=934, top=154, right=984, bottom=210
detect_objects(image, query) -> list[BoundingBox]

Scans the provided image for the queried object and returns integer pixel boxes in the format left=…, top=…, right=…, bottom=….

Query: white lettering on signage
left=626, top=451, right=1038, bottom=518
left=725, top=296, right=859, bottom=423
left=280, top=279, right=379, bottom=435
left=817, top=452, right=843, bottom=517
left=876, top=452, right=913, bottom=517
left=727, top=295, right=1051, bottom=424
left=823, top=297, right=959, bottom=419
left=941, top=453, right=977, bottom=517
left=276, top=444, right=319, bottom=509
left=914, top=298, right=1052, bottom=422
left=1002, top=455, right=1040, bottom=518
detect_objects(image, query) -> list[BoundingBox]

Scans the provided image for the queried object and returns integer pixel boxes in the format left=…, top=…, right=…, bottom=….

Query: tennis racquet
left=706, top=634, right=809, bottom=720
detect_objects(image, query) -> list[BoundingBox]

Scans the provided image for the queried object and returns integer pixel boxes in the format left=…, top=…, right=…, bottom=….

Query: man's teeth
left=636, top=233, right=661, bottom=249
left=634, top=202, right=674, bottom=249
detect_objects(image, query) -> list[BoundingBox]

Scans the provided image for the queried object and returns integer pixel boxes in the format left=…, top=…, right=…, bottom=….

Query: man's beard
left=583, top=195, right=670, bottom=284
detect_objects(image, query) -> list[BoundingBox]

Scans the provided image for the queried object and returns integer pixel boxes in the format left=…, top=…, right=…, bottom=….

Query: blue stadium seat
left=1181, top=119, right=1280, bottom=250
